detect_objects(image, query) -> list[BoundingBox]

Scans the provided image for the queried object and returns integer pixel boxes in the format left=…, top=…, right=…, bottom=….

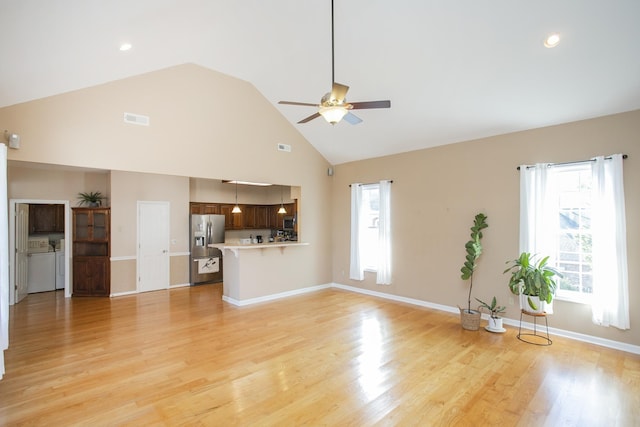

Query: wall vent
left=123, top=112, right=150, bottom=126
left=277, top=143, right=291, bottom=152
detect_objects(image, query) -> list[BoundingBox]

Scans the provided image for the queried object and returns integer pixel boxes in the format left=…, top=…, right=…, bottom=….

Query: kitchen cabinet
left=190, top=203, right=220, bottom=214
left=255, top=206, right=270, bottom=229
left=220, top=205, right=243, bottom=230
left=197, top=202, right=297, bottom=231
left=29, top=204, right=64, bottom=234
left=242, top=205, right=256, bottom=229
left=72, top=207, right=110, bottom=296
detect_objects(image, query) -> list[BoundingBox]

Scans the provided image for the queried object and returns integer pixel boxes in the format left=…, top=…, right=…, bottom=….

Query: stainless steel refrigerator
left=190, top=214, right=225, bottom=285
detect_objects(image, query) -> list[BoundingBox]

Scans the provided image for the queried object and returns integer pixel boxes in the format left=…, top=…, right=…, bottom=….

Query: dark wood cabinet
left=190, top=203, right=220, bottom=214
left=29, top=204, right=64, bottom=234
left=220, top=205, right=243, bottom=230
left=242, top=205, right=256, bottom=229
left=72, top=207, right=110, bottom=296
left=255, top=206, right=270, bottom=229
left=197, top=202, right=297, bottom=231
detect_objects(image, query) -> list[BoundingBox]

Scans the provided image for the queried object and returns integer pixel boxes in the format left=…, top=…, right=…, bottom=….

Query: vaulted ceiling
left=1, top=0, right=639, bottom=165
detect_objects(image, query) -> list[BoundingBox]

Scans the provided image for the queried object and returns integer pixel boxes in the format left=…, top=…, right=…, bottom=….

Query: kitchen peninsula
left=210, top=241, right=310, bottom=305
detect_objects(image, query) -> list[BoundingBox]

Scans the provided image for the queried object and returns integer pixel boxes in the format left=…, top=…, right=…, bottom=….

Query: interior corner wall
left=331, top=109, right=640, bottom=347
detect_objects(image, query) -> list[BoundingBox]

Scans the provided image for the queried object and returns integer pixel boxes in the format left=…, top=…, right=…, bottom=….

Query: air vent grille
left=277, top=143, right=291, bottom=152
left=123, top=112, right=150, bottom=126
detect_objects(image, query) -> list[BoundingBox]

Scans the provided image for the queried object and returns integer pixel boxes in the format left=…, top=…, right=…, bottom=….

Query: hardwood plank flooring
left=1, top=285, right=638, bottom=426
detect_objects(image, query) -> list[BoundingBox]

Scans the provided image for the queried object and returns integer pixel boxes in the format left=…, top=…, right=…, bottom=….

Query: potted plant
left=77, top=191, right=104, bottom=207
left=458, top=213, right=488, bottom=330
left=504, top=252, right=562, bottom=314
left=476, top=296, right=506, bottom=332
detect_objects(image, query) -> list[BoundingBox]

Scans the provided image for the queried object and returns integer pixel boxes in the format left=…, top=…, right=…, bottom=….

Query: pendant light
left=278, top=186, right=287, bottom=214
left=232, top=181, right=242, bottom=213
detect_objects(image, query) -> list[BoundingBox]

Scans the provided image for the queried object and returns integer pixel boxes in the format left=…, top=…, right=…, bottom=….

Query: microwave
left=283, top=215, right=295, bottom=230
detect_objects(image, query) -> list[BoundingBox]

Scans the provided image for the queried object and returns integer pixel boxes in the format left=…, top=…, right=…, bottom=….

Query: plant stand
left=517, top=309, right=552, bottom=346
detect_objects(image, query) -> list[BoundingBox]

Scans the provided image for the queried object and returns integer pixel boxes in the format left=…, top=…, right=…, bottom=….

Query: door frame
left=8, top=199, right=71, bottom=304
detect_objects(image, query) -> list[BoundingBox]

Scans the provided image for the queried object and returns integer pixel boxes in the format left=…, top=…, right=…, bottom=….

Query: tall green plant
left=460, top=213, right=488, bottom=313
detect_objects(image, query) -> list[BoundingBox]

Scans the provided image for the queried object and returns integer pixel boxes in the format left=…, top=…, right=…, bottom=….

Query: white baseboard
left=222, top=283, right=332, bottom=307
left=170, top=283, right=191, bottom=289
left=329, top=282, right=640, bottom=356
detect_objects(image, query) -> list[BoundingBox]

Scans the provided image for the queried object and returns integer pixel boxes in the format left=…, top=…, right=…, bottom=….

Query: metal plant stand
left=517, top=309, right=552, bottom=346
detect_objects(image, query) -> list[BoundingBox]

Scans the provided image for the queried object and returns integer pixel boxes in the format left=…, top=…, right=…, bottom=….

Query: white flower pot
left=520, top=294, right=547, bottom=314
left=486, top=316, right=505, bottom=333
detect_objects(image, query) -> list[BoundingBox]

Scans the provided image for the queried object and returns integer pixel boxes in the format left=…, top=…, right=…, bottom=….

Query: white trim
left=170, top=252, right=190, bottom=257
left=110, top=290, right=138, bottom=298
left=102, top=280, right=640, bottom=356
left=222, top=283, right=331, bottom=307
left=111, top=252, right=189, bottom=262
left=111, top=256, right=136, bottom=262
left=170, top=283, right=190, bottom=289
left=330, top=283, right=640, bottom=355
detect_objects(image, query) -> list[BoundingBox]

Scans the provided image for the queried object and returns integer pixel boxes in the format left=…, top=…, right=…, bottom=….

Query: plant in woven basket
left=460, top=213, right=488, bottom=313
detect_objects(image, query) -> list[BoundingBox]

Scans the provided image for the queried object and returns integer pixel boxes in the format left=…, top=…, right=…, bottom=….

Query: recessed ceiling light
left=543, top=33, right=560, bottom=48
left=119, top=43, right=132, bottom=52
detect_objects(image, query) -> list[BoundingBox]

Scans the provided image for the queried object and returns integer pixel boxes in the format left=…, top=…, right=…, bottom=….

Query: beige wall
left=0, top=63, right=334, bottom=294
left=332, top=109, right=640, bottom=346
left=189, top=178, right=295, bottom=205
left=7, top=164, right=109, bottom=203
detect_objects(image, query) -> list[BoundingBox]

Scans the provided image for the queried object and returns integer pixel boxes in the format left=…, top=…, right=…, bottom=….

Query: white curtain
left=376, top=180, right=392, bottom=285
left=520, top=155, right=629, bottom=327
left=519, top=163, right=557, bottom=313
left=591, top=154, right=629, bottom=329
left=349, top=183, right=364, bottom=280
left=1, top=145, right=8, bottom=379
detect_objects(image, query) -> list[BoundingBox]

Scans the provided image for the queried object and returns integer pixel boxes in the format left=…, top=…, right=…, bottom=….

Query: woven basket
left=458, top=306, right=481, bottom=331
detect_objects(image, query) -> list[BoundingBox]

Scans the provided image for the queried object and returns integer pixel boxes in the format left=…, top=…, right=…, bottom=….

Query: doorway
left=9, top=199, right=71, bottom=305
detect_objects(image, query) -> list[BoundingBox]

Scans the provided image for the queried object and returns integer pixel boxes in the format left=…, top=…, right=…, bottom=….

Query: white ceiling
left=1, top=0, right=639, bottom=165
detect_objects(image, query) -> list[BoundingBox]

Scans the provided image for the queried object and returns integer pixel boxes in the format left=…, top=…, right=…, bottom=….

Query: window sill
left=555, top=294, right=592, bottom=305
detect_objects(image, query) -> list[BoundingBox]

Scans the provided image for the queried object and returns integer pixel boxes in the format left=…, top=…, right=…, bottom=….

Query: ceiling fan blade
left=279, top=101, right=318, bottom=107
left=298, top=112, right=321, bottom=124
left=331, top=82, right=349, bottom=102
left=350, top=100, right=391, bottom=110
left=343, top=112, right=363, bottom=125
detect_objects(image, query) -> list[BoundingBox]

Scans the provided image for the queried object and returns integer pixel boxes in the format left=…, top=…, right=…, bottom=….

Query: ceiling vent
left=123, top=112, right=150, bottom=126
left=277, top=143, right=291, bottom=152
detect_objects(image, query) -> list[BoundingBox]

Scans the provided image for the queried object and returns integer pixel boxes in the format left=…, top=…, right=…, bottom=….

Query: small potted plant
left=77, top=191, right=105, bottom=207
left=504, top=252, right=562, bottom=314
left=458, top=213, right=488, bottom=330
left=476, top=296, right=507, bottom=332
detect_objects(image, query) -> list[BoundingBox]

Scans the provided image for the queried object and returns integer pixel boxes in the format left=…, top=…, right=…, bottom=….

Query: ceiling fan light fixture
left=319, top=105, right=348, bottom=124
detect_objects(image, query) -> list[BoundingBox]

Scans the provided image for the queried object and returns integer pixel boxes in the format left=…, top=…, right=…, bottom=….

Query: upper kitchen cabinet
left=190, top=203, right=220, bottom=214
left=220, top=204, right=243, bottom=230
left=29, top=204, right=64, bottom=234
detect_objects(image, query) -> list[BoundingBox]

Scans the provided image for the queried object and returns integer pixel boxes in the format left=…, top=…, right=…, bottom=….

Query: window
left=350, top=180, right=392, bottom=284
left=555, top=165, right=593, bottom=302
left=360, top=184, right=380, bottom=271
left=519, top=154, right=629, bottom=329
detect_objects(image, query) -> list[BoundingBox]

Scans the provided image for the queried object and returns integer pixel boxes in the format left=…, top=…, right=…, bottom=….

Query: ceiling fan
left=278, top=0, right=391, bottom=125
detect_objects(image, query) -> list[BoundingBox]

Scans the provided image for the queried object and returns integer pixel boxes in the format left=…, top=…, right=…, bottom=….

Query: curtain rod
left=516, top=154, right=627, bottom=171
left=349, top=180, right=394, bottom=187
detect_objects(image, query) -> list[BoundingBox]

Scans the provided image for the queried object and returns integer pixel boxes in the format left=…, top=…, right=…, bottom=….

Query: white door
left=15, top=204, right=29, bottom=303
left=137, top=201, right=170, bottom=293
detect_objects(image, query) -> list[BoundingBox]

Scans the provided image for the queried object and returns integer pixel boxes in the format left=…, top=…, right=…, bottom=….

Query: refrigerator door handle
left=207, top=221, right=211, bottom=245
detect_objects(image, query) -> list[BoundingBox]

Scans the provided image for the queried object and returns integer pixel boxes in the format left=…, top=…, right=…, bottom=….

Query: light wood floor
left=1, top=286, right=639, bottom=426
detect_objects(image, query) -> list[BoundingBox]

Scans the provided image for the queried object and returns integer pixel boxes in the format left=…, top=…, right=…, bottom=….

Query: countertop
left=209, top=241, right=309, bottom=256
